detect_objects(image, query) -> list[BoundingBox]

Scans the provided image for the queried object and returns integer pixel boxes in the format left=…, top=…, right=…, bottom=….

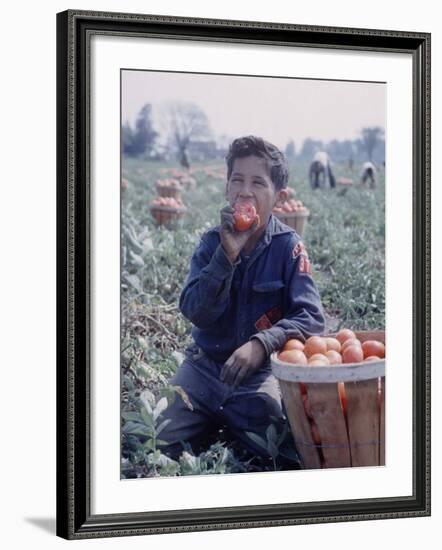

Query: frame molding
left=56, top=9, right=430, bottom=539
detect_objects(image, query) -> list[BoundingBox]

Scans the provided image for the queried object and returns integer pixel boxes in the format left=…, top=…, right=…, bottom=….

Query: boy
left=159, top=135, right=325, bottom=466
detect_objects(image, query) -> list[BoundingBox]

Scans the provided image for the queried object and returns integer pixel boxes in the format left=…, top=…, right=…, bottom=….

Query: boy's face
left=225, top=155, right=288, bottom=228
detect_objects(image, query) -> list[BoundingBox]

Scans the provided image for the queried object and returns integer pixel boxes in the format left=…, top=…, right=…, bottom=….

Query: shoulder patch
left=292, top=241, right=308, bottom=260
left=298, top=255, right=312, bottom=275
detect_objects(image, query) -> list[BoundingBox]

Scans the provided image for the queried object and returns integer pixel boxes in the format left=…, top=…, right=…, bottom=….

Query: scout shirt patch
left=292, top=241, right=312, bottom=275
left=292, top=241, right=307, bottom=259
left=298, top=255, right=312, bottom=275
left=255, top=306, right=283, bottom=331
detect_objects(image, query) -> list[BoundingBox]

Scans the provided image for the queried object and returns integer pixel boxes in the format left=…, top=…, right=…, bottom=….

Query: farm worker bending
left=159, top=136, right=325, bottom=468
left=360, top=161, right=378, bottom=188
left=309, top=151, right=336, bottom=189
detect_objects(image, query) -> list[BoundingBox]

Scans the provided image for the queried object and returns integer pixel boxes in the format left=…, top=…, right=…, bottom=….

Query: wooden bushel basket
left=150, top=205, right=186, bottom=227
left=271, top=330, right=385, bottom=469
left=273, top=209, right=310, bottom=237
left=155, top=184, right=182, bottom=199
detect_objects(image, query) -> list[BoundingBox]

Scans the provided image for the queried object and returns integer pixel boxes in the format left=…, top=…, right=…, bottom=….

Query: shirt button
left=219, top=406, right=224, bottom=411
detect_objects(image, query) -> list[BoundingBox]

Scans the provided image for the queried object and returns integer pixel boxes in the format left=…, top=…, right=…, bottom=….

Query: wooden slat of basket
left=355, top=330, right=385, bottom=344
left=345, top=379, right=380, bottom=467
left=279, top=381, right=322, bottom=469
left=307, top=383, right=351, bottom=468
left=379, top=377, right=385, bottom=465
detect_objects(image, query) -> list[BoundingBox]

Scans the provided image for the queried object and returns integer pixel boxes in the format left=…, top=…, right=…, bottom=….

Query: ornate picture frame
left=56, top=9, right=430, bottom=539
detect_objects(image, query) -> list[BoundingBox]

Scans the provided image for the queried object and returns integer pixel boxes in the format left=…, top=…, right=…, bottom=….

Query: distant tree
left=123, top=104, right=158, bottom=158
left=361, top=126, right=384, bottom=161
left=160, top=101, right=212, bottom=168
left=284, top=139, right=296, bottom=161
left=326, top=139, right=341, bottom=162
left=299, top=138, right=324, bottom=160
left=122, top=121, right=136, bottom=156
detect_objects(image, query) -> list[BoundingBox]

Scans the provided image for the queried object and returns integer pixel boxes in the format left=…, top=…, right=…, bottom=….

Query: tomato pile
left=273, top=199, right=308, bottom=214
left=233, top=202, right=259, bottom=232
left=278, top=329, right=385, bottom=366
left=155, top=178, right=182, bottom=189
left=337, top=177, right=353, bottom=186
left=151, top=197, right=185, bottom=209
left=278, top=330, right=385, bottom=463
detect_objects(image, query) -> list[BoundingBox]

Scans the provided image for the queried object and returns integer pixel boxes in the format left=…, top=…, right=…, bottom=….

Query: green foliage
left=123, top=104, right=158, bottom=158
left=121, top=156, right=385, bottom=477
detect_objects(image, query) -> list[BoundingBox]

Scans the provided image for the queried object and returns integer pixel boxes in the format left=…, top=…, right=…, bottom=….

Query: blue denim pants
left=158, top=343, right=290, bottom=461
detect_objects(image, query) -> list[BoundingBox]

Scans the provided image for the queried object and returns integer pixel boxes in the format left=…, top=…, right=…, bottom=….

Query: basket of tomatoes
left=155, top=178, right=183, bottom=199
left=336, top=177, right=354, bottom=186
left=271, top=329, right=385, bottom=470
left=272, top=199, right=310, bottom=236
left=150, top=197, right=187, bottom=226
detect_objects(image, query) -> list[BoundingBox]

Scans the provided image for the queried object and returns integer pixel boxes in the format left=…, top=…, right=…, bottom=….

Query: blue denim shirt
left=179, top=215, right=325, bottom=363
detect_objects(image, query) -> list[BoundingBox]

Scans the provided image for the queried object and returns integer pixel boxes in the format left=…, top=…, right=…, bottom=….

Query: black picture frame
left=56, top=9, right=431, bottom=540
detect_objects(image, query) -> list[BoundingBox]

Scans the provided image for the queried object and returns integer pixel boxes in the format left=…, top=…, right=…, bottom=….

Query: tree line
left=123, top=101, right=385, bottom=167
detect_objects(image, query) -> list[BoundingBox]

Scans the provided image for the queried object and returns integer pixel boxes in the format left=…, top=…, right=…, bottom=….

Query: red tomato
left=335, top=328, right=356, bottom=345
left=341, top=337, right=362, bottom=351
left=308, top=353, right=330, bottom=365
left=361, top=340, right=385, bottom=359
left=304, top=336, right=327, bottom=358
left=233, top=203, right=258, bottom=231
left=278, top=349, right=307, bottom=365
left=325, top=350, right=342, bottom=364
left=325, top=337, right=341, bottom=352
left=283, top=338, right=305, bottom=351
left=342, top=344, right=364, bottom=363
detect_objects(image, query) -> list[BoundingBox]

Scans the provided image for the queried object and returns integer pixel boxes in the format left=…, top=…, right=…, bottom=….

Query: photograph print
left=120, top=68, right=386, bottom=479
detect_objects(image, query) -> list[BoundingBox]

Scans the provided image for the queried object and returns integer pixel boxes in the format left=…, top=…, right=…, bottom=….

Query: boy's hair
left=225, top=135, right=289, bottom=191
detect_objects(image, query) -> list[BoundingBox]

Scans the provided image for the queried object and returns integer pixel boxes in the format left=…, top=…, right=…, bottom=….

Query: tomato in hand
left=233, top=202, right=258, bottom=232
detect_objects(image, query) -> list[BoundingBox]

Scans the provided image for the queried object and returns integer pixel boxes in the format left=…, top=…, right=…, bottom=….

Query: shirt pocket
left=251, top=280, right=285, bottom=321
left=252, top=280, right=285, bottom=303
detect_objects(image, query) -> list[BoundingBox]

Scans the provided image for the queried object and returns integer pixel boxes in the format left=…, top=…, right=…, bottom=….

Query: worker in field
left=360, top=161, right=378, bottom=188
left=158, top=135, right=325, bottom=469
left=309, top=151, right=336, bottom=189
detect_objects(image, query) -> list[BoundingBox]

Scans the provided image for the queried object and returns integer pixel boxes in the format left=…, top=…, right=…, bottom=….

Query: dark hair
left=225, top=135, right=289, bottom=190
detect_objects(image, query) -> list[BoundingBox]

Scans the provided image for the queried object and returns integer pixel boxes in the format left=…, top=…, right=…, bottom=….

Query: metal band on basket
left=271, top=352, right=385, bottom=383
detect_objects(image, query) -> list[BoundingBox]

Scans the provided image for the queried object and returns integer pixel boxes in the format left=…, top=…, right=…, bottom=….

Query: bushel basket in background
left=271, top=330, right=385, bottom=469
left=150, top=205, right=186, bottom=227
left=273, top=209, right=310, bottom=237
left=155, top=181, right=183, bottom=199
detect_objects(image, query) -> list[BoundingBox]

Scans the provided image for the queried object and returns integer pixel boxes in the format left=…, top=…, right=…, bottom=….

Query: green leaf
left=153, top=397, right=168, bottom=420
left=279, top=447, right=300, bottom=462
left=121, top=411, right=141, bottom=422
left=246, top=431, right=267, bottom=451
left=123, top=421, right=151, bottom=437
left=143, top=439, right=156, bottom=452
left=140, top=406, right=155, bottom=428
left=266, top=424, right=278, bottom=444
left=140, top=389, right=155, bottom=413
left=156, top=418, right=172, bottom=436
left=125, top=274, right=143, bottom=293
left=267, top=440, right=279, bottom=459
left=140, top=399, right=153, bottom=416
left=174, top=386, right=193, bottom=411
left=123, top=375, right=134, bottom=391
left=277, top=423, right=289, bottom=447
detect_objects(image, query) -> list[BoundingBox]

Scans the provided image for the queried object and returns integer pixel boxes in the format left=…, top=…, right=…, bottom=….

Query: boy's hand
left=219, top=205, right=259, bottom=264
left=221, top=340, right=267, bottom=388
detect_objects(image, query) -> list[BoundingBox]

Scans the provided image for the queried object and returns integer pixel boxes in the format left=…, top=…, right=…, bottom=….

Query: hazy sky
left=122, top=69, right=385, bottom=150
